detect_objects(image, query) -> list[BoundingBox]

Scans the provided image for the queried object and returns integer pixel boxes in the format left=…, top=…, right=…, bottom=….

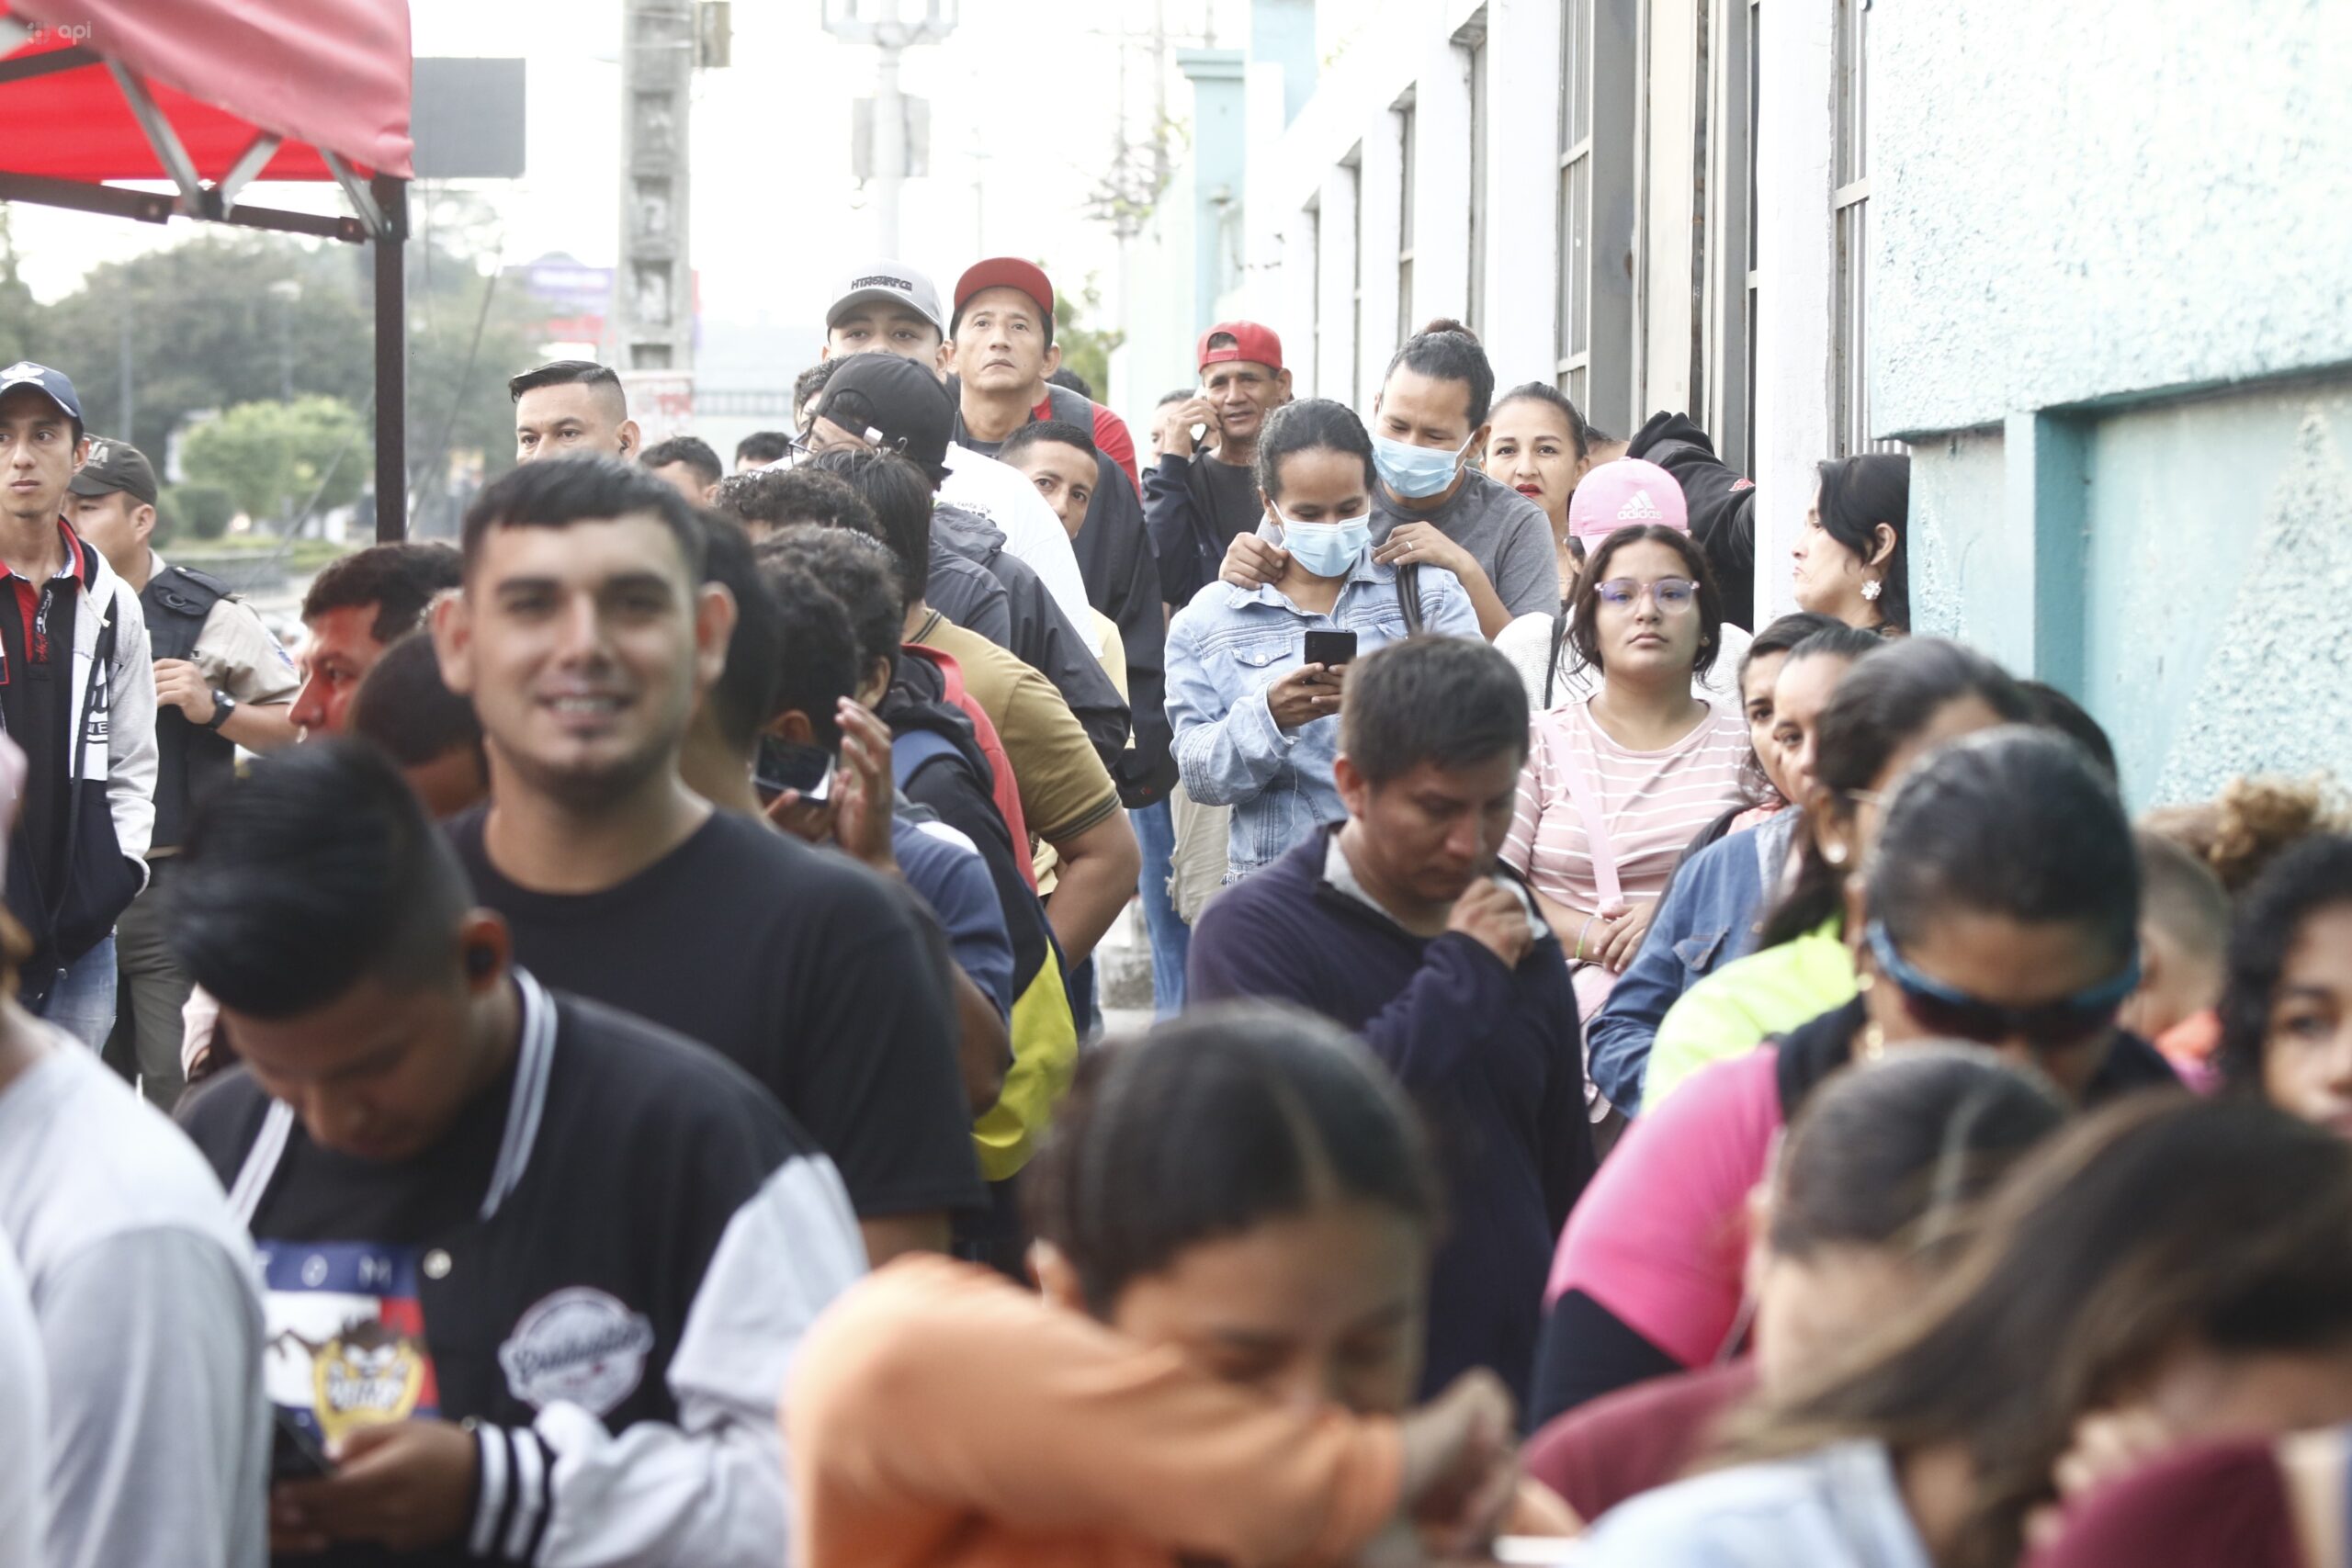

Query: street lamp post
left=822, top=0, right=957, bottom=258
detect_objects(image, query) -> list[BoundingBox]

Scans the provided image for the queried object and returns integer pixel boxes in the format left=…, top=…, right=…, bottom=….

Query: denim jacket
left=1588, top=808, right=1802, bottom=1113
left=1164, top=551, right=1479, bottom=881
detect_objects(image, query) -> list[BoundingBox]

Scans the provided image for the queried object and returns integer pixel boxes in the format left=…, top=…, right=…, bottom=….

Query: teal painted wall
left=1875, top=1, right=2352, bottom=807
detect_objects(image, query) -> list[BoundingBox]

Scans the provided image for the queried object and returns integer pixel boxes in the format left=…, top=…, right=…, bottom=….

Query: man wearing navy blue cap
left=0, top=361, right=159, bottom=1048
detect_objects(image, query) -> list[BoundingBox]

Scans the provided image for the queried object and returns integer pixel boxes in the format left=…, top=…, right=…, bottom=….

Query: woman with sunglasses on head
left=1582, top=615, right=1863, bottom=1112
left=1641, top=637, right=2030, bottom=1111
left=1498, top=521, right=1752, bottom=1096
left=1792, top=453, right=1910, bottom=636
left=1529, top=727, right=2177, bottom=1426
left=1526, top=1045, right=2068, bottom=1523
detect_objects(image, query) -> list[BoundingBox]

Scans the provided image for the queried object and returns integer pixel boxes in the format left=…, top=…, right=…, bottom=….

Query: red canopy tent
left=0, top=0, right=416, bottom=538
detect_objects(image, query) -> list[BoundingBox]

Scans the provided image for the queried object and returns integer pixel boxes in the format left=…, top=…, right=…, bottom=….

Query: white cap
left=824, top=263, right=944, bottom=337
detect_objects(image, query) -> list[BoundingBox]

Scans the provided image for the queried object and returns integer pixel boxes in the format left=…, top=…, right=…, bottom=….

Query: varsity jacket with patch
left=178, top=971, right=866, bottom=1566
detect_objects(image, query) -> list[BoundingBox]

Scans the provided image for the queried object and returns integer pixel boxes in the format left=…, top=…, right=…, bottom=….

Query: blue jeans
left=41, top=931, right=118, bottom=1052
left=1131, top=798, right=1189, bottom=1017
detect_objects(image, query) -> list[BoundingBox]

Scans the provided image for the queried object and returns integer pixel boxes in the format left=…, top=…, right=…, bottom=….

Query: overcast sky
left=12, top=0, right=1245, bottom=341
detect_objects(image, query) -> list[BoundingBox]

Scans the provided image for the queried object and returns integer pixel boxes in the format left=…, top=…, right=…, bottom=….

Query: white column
left=1409, top=40, right=1473, bottom=329
left=1750, top=0, right=1837, bottom=625
left=1640, top=0, right=1700, bottom=414
left=1481, top=0, right=1563, bottom=393
left=1279, top=209, right=1318, bottom=396
left=1315, top=165, right=1361, bottom=403
left=1358, top=129, right=1404, bottom=409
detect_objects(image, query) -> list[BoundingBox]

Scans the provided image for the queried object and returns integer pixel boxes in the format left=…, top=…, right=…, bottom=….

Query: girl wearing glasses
left=1529, top=725, right=2178, bottom=1426
left=1499, top=489, right=1751, bottom=1085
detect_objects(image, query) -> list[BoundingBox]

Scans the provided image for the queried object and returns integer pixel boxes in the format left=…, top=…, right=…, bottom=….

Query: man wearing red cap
left=947, top=259, right=1175, bottom=811
left=1144, top=321, right=1293, bottom=610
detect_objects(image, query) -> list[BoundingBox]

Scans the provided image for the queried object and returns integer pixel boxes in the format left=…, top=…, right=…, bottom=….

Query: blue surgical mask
left=1370, top=429, right=1474, bottom=500
left=1276, top=514, right=1371, bottom=578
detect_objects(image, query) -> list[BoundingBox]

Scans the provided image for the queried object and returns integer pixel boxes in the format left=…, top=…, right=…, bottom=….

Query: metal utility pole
left=615, top=0, right=695, bottom=376
left=825, top=0, right=957, bottom=258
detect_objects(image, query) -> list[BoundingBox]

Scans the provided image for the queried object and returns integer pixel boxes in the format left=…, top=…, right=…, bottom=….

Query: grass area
left=164, top=535, right=352, bottom=573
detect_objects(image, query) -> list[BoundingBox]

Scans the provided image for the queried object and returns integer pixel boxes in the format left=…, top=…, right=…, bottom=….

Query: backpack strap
left=891, top=727, right=967, bottom=792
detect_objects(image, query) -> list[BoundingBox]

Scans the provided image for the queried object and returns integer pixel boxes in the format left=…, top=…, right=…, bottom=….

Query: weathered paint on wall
left=1871, top=0, right=2352, bottom=438
left=1878, top=0, right=2352, bottom=808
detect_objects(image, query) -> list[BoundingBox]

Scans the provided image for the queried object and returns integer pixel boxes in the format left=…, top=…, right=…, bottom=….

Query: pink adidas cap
left=1567, top=457, right=1690, bottom=545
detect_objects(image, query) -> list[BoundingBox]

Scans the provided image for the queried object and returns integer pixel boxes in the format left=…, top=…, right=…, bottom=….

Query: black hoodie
left=1627, top=412, right=1758, bottom=631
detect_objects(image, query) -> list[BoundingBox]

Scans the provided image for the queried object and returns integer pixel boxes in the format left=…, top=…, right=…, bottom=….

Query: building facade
left=1115, top=0, right=2348, bottom=806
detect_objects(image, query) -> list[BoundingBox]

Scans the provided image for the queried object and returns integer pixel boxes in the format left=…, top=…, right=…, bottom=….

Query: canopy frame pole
left=215, top=131, right=282, bottom=210
left=104, top=61, right=209, bottom=217
left=370, top=174, right=409, bottom=541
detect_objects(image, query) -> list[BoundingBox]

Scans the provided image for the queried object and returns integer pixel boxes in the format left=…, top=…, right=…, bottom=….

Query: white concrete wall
left=1313, top=165, right=1361, bottom=402
left=1748, top=0, right=1836, bottom=625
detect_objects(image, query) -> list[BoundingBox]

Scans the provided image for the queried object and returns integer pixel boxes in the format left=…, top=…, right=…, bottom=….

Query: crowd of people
left=0, top=240, right=2346, bottom=1568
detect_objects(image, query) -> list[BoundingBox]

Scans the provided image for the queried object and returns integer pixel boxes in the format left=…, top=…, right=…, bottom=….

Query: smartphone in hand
left=271, top=1408, right=334, bottom=1481
left=1303, top=629, right=1359, bottom=670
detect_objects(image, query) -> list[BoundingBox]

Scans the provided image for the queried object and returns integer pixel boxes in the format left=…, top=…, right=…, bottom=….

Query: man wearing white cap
left=819, top=262, right=1092, bottom=638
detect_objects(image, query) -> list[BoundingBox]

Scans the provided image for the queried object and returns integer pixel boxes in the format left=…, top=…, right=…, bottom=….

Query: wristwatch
left=201, top=691, right=236, bottom=731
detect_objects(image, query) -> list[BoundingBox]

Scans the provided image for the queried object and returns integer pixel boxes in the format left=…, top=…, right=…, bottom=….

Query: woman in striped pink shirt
left=1503, top=525, right=1751, bottom=1091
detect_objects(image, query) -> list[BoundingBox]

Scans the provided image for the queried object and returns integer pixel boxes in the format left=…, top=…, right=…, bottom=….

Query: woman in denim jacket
left=1165, top=400, right=1479, bottom=885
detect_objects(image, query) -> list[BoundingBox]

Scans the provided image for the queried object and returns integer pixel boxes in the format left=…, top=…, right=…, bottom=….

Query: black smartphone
left=1303, top=630, right=1358, bottom=670
left=754, top=739, right=836, bottom=802
left=271, top=1408, right=334, bottom=1481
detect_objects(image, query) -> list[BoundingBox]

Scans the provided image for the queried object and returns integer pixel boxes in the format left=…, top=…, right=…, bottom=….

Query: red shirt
left=1524, top=1359, right=1758, bottom=1523
left=2026, top=1438, right=2300, bottom=1568
left=1031, top=393, right=1140, bottom=496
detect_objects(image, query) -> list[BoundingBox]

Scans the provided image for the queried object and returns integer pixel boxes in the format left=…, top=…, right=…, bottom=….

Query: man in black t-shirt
left=426, top=455, right=981, bottom=1264
left=174, top=740, right=865, bottom=1565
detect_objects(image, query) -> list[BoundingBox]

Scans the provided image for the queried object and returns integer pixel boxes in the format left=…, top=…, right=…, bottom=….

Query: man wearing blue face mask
left=1164, top=400, right=1481, bottom=886
left=1219, top=320, right=1559, bottom=641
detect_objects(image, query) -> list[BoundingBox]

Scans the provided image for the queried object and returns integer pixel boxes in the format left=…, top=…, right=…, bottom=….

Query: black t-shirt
left=0, top=571, right=77, bottom=915
left=449, top=808, right=983, bottom=1219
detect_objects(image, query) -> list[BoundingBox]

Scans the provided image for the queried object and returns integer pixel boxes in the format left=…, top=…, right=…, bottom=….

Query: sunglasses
left=1864, top=919, right=2140, bottom=1050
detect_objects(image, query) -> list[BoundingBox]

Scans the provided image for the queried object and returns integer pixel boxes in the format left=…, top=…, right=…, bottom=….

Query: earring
left=1860, top=577, right=1883, bottom=604
left=1859, top=1019, right=1887, bottom=1062
left=1824, top=840, right=1849, bottom=867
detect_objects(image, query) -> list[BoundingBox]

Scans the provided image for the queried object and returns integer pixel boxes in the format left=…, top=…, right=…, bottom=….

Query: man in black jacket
left=174, top=740, right=865, bottom=1566
left=1625, top=412, right=1758, bottom=631
left=945, top=259, right=1175, bottom=807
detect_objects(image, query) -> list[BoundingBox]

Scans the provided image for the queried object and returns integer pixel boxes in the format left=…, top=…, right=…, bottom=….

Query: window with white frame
left=1699, top=0, right=1760, bottom=474
left=1306, top=194, right=1324, bottom=400
left=1345, top=146, right=1364, bottom=404
left=1396, top=92, right=1417, bottom=346
left=1460, top=10, right=1488, bottom=339
left=1557, top=0, right=1635, bottom=433
left=1833, top=0, right=1895, bottom=455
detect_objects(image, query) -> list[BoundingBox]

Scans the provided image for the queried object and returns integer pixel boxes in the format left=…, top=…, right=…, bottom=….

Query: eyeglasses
left=1593, top=577, right=1697, bottom=612
left=1864, top=919, right=2140, bottom=1050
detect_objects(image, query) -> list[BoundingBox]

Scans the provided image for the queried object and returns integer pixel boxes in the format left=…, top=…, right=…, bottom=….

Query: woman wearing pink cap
left=1495, top=460, right=1753, bottom=716
left=1498, top=493, right=1755, bottom=1117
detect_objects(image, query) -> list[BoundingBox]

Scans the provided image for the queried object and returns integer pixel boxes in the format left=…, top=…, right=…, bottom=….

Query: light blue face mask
left=1276, top=514, right=1372, bottom=578
left=1370, top=429, right=1474, bottom=500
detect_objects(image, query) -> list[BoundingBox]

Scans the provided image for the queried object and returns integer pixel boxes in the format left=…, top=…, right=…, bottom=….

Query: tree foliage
left=179, top=397, right=368, bottom=527
left=0, top=188, right=553, bottom=536
left=1047, top=265, right=1125, bottom=406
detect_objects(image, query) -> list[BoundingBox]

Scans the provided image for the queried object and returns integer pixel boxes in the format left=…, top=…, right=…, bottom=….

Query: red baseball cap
left=1197, top=321, right=1283, bottom=375
left=952, top=258, right=1056, bottom=336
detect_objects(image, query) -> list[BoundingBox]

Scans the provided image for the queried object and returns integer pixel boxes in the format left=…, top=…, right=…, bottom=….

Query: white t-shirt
left=0, top=1235, right=44, bottom=1568
left=0, top=1037, right=269, bottom=1568
left=938, top=442, right=1094, bottom=634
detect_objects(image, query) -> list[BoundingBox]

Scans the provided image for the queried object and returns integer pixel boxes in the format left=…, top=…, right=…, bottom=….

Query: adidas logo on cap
left=1616, top=489, right=1665, bottom=521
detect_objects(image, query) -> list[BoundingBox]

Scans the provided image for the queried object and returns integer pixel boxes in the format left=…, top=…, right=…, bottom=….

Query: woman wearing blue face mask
left=1218, top=321, right=1561, bottom=641
left=1165, top=400, right=1484, bottom=885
